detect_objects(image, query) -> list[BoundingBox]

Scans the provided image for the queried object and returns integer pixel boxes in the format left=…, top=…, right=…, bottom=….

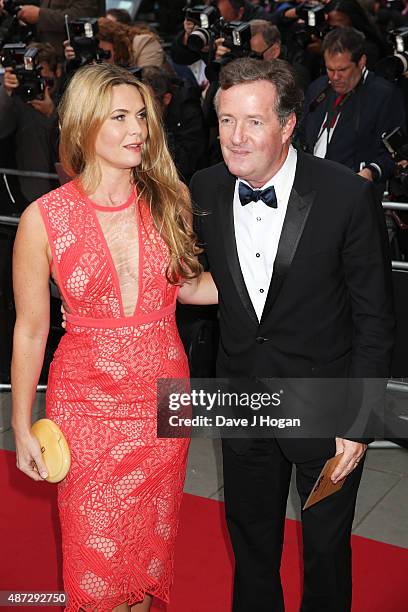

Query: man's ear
left=358, top=54, right=367, bottom=71
left=271, top=43, right=281, bottom=59
left=163, top=92, right=172, bottom=107
left=282, top=113, right=297, bottom=144
left=56, top=63, right=62, bottom=78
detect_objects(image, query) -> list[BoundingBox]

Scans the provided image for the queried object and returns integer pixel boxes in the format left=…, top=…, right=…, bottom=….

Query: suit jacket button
left=256, top=337, right=267, bottom=344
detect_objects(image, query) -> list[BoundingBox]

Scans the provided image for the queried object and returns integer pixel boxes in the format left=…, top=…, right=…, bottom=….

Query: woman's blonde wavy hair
left=59, top=63, right=202, bottom=283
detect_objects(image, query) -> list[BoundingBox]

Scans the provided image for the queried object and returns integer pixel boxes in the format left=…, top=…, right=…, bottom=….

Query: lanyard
left=316, top=90, right=353, bottom=152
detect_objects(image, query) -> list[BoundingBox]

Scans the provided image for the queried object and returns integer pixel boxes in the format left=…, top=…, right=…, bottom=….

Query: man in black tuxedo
left=190, top=58, right=394, bottom=611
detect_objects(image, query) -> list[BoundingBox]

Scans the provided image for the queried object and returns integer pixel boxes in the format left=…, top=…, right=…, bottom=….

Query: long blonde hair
left=59, top=63, right=202, bottom=283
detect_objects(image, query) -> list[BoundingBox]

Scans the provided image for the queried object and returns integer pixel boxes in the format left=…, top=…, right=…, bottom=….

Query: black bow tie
left=238, top=182, right=277, bottom=208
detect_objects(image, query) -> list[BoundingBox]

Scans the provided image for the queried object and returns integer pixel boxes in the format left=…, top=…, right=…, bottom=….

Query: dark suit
left=190, top=151, right=394, bottom=611
left=297, top=72, right=405, bottom=190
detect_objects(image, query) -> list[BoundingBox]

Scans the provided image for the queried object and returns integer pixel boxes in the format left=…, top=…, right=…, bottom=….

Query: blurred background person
left=171, top=0, right=269, bottom=68
left=63, top=16, right=132, bottom=70
left=97, top=16, right=132, bottom=65
left=128, top=22, right=164, bottom=68
left=63, top=16, right=163, bottom=70
left=249, top=19, right=311, bottom=88
left=106, top=7, right=132, bottom=25
left=325, top=0, right=389, bottom=68
left=297, top=26, right=405, bottom=196
left=142, top=66, right=208, bottom=183
left=14, top=0, right=105, bottom=59
left=0, top=42, right=61, bottom=210
left=105, top=7, right=164, bottom=67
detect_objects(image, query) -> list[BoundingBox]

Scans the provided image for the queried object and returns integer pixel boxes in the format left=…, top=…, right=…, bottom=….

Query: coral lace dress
left=38, top=180, right=189, bottom=611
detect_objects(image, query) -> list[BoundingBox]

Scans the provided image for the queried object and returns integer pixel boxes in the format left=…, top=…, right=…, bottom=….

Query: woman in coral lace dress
left=11, top=63, right=217, bottom=612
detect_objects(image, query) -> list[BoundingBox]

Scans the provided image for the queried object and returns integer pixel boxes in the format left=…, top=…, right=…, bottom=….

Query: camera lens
left=187, top=28, right=211, bottom=53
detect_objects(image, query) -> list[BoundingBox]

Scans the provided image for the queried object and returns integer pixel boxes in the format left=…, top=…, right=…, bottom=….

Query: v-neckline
left=72, top=181, right=143, bottom=319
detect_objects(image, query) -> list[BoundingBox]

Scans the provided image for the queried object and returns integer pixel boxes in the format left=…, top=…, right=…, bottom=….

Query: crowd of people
left=1, top=0, right=408, bottom=213
left=2, top=1, right=407, bottom=611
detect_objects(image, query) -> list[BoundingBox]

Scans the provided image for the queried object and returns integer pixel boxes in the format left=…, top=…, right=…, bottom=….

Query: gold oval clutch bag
left=31, top=418, right=71, bottom=483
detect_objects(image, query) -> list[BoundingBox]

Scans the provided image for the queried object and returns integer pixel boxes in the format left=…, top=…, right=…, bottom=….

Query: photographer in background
left=0, top=42, right=61, bottom=208
left=242, top=18, right=311, bottom=88
left=325, top=0, right=389, bottom=68
left=297, top=26, right=405, bottom=196
left=128, top=22, right=164, bottom=67
left=63, top=17, right=131, bottom=70
left=106, top=8, right=164, bottom=67
left=8, top=0, right=106, bottom=58
left=106, top=7, right=131, bottom=25
left=171, top=0, right=268, bottom=67
left=141, top=65, right=208, bottom=183
left=63, top=17, right=163, bottom=71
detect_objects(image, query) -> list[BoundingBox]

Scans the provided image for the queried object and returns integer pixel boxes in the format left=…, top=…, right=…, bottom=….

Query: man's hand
left=17, top=5, right=40, bottom=24
left=215, top=38, right=230, bottom=61
left=29, top=87, right=55, bottom=116
left=63, top=40, right=76, bottom=61
left=358, top=167, right=373, bottom=181
left=331, top=437, right=367, bottom=483
left=3, top=67, right=19, bottom=96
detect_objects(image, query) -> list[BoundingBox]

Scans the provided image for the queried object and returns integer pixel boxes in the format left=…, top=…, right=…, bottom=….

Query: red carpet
left=1, top=449, right=407, bottom=611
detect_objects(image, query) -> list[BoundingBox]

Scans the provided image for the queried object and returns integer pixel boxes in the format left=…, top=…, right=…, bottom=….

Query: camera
left=375, top=27, right=408, bottom=82
left=185, top=5, right=220, bottom=53
left=184, top=4, right=219, bottom=28
left=383, top=126, right=408, bottom=161
left=383, top=127, right=408, bottom=196
left=67, top=18, right=111, bottom=65
left=221, top=21, right=252, bottom=58
left=205, top=20, right=252, bottom=80
left=0, top=0, right=33, bottom=49
left=2, top=0, right=21, bottom=16
left=293, top=2, right=329, bottom=49
left=0, top=43, right=46, bottom=102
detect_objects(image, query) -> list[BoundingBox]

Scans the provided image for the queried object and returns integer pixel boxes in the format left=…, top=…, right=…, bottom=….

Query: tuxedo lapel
left=260, top=186, right=316, bottom=324
left=219, top=179, right=259, bottom=326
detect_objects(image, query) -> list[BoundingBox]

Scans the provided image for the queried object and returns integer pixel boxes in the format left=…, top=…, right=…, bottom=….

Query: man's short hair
left=228, top=0, right=246, bottom=10
left=250, top=20, right=281, bottom=47
left=321, top=26, right=366, bottom=63
left=215, top=57, right=304, bottom=126
left=28, top=42, right=59, bottom=73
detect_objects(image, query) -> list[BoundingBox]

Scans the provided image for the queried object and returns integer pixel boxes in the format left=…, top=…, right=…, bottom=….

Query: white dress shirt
left=314, top=70, right=369, bottom=159
left=233, top=144, right=297, bottom=321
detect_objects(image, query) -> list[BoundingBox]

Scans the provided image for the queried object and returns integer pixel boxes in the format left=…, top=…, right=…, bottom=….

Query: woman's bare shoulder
left=17, top=201, right=49, bottom=248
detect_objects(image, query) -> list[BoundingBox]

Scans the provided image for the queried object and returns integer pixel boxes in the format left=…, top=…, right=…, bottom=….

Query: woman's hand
left=61, top=302, right=68, bottom=329
left=178, top=271, right=218, bottom=305
left=14, top=431, right=49, bottom=481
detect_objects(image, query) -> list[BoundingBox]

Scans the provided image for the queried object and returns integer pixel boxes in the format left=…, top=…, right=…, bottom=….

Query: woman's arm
left=178, top=271, right=218, bottom=305
left=11, top=202, right=52, bottom=481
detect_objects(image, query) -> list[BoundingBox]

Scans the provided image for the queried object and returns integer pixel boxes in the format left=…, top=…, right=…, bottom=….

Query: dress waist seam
left=65, top=302, right=176, bottom=329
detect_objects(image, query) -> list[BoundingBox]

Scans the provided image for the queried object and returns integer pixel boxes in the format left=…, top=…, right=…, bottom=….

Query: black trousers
left=222, top=438, right=365, bottom=612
